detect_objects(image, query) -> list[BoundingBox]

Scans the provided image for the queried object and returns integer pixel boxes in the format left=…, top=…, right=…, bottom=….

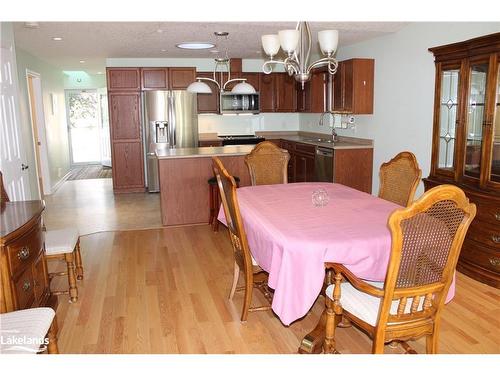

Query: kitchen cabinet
left=294, top=143, right=316, bottom=182
left=109, top=92, right=141, bottom=140
left=259, top=73, right=276, bottom=112
left=107, top=68, right=141, bottom=91
left=423, top=32, right=500, bottom=288
left=141, top=67, right=196, bottom=90
left=112, top=142, right=145, bottom=190
left=169, top=67, right=196, bottom=89
left=333, top=58, right=374, bottom=114
left=297, top=68, right=330, bottom=113
left=276, top=73, right=297, bottom=112
left=196, top=72, right=219, bottom=114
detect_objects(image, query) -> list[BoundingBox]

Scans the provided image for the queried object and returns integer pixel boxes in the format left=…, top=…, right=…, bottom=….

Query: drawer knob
left=492, top=235, right=500, bottom=244
left=17, top=246, right=30, bottom=260
left=495, top=212, right=500, bottom=221
left=489, top=257, right=500, bottom=267
left=22, top=280, right=31, bottom=292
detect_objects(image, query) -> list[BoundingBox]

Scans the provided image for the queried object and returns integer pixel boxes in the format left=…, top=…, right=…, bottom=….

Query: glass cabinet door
left=489, top=64, right=500, bottom=183
left=437, top=68, right=460, bottom=173
left=464, top=63, right=489, bottom=179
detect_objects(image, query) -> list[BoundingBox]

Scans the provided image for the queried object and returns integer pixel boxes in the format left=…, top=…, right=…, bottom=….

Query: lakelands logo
left=0, top=329, right=49, bottom=353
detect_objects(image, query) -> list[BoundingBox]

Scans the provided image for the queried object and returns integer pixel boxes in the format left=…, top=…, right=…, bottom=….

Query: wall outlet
left=347, top=115, right=355, bottom=124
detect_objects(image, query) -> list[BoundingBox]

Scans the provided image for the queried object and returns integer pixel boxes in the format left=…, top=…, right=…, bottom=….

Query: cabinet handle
left=22, top=280, right=31, bottom=292
left=491, top=235, right=500, bottom=244
left=17, top=246, right=30, bottom=260
left=489, top=257, right=500, bottom=267
left=495, top=212, right=500, bottom=221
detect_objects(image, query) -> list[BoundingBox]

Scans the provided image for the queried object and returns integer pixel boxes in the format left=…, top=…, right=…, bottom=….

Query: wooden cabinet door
left=112, top=142, right=145, bottom=190
left=107, top=68, right=141, bottom=91
left=310, top=70, right=328, bottom=113
left=197, top=72, right=220, bottom=113
left=259, top=73, right=276, bottom=112
left=294, top=153, right=315, bottom=182
left=169, top=68, right=196, bottom=89
left=109, top=93, right=141, bottom=140
left=342, top=60, right=354, bottom=112
left=276, top=73, right=297, bottom=112
left=141, top=68, right=169, bottom=90
left=333, top=62, right=344, bottom=111
left=297, top=81, right=311, bottom=112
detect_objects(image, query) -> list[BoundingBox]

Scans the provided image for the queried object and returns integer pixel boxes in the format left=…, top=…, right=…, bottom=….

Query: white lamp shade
left=318, top=30, right=339, bottom=54
left=187, top=80, right=212, bottom=94
left=278, top=29, right=299, bottom=53
left=231, top=81, right=256, bottom=94
left=261, top=34, right=280, bottom=56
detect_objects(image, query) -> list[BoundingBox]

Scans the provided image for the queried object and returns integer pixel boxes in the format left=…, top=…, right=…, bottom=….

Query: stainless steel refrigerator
left=143, top=90, right=198, bottom=192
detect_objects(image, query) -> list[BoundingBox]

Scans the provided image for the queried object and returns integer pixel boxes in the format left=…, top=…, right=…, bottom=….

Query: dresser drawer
left=466, top=193, right=500, bottom=224
left=32, top=251, right=48, bottom=302
left=467, top=220, right=500, bottom=249
left=461, top=239, right=500, bottom=274
left=14, top=266, right=36, bottom=309
left=6, top=223, right=43, bottom=278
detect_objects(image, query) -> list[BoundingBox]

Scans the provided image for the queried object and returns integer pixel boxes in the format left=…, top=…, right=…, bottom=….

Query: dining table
left=218, top=182, right=455, bottom=353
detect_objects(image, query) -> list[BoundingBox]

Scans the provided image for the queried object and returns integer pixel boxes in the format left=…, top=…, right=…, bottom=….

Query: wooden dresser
left=0, top=200, right=57, bottom=312
left=423, top=32, right=500, bottom=288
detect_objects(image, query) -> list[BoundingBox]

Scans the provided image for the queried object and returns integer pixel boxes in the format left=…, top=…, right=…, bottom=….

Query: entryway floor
left=43, top=178, right=162, bottom=235
left=67, top=165, right=112, bottom=180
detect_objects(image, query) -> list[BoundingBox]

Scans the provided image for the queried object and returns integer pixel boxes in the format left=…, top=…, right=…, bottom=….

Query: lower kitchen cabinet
left=112, top=141, right=145, bottom=192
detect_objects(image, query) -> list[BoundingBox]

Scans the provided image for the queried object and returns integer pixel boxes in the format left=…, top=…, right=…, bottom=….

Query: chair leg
left=426, top=331, right=439, bottom=354
left=229, top=261, right=240, bottom=300
left=65, top=252, right=78, bottom=302
left=74, top=239, right=84, bottom=280
left=47, top=318, right=59, bottom=354
left=372, top=333, right=385, bottom=354
left=212, top=191, right=220, bottom=232
left=323, top=299, right=338, bottom=353
left=240, top=270, right=253, bottom=322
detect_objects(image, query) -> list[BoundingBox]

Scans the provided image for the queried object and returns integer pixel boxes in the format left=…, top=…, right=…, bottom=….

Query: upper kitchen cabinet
left=423, top=32, right=500, bottom=288
left=141, top=68, right=169, bottom=90
left=259, top=73, right=276, bottom=112
left=333, top=58, right=374, bottom=114
left=197, top=72, right=219, bottom=114
left=169, top=68, right=197, bottom=90
left=141, top=67, right=196, bottom=90
left=107, top=68, right=141, bottom=91
left=297, top=68, right=330, bottom=113
left=109, top=93, right=142, bottom=140
left=276, top=73, right=297, bottom=112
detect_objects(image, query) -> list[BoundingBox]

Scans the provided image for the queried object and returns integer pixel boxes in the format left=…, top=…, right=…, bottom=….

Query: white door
left=0, top=44, right=31, bottom=200
left=99, top=91, right=111, bottom=167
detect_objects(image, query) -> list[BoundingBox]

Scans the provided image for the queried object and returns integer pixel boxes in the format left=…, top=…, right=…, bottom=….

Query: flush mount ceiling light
left=52, top=37, right=63, bottom=41
left=187, top=32, right=256, bottom=95
left=261, top=22, right=339, bottom=88
left=176, top=42, right=215, bottom=50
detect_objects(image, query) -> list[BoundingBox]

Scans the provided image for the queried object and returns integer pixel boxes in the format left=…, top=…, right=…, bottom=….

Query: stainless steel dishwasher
left=314, top=147, right=334, bottom=182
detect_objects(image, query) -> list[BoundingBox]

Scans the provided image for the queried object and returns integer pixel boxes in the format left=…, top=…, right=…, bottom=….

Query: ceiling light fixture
left=176, top=42, right=215, bottom=50
left=52, top=37, right=63, bottom=41
left=24, top=22, right=39, bottom=29
left=261, top=22, right=339, bottom=88
left=187, top=32, right=256, bottom=95
left=79, top=60, right=85, bottom=63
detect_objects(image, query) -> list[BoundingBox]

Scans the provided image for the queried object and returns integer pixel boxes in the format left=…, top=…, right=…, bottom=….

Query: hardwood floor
left=43, top=178, right=162, bottom=235
left=50, top=226, right=500, bottom=354
left=67, top=165, right=112, bottom=180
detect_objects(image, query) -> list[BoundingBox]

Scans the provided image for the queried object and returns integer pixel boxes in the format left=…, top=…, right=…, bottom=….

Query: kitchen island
left=156, top=145, right=255, bottom=226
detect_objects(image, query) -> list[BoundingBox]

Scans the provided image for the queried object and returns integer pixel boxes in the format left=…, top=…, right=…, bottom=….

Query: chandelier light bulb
left=318, top=30, right=339, bottom=55
left=261, top=34, right=280, bottom=57
left=278, top=29, right=299, bottom=53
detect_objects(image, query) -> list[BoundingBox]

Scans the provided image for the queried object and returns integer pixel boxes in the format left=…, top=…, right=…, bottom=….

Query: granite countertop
left=156, top=145, right=256, bottom=159
left=279, top=135, right=373, bottom=150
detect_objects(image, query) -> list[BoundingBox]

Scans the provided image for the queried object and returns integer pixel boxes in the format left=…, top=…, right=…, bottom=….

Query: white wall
left=303, top=22, right=500, bottom=196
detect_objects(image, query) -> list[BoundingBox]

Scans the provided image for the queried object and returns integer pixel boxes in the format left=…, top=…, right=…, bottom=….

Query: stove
left=218, top=135, right=266, bottom=146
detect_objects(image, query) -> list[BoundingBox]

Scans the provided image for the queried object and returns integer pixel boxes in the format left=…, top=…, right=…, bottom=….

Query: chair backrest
left=378, top=184, right=476, bottom=328
left=0, top=171, right=10, bottom=203
left=244, top=141, right=290, bottom=186
left=212, top=157, right=254, bottom=270
left=378, top=151, right=422, bottom=207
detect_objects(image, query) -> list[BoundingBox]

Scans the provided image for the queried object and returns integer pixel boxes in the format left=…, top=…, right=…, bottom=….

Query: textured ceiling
left=13, top=22, right=408, bottom=74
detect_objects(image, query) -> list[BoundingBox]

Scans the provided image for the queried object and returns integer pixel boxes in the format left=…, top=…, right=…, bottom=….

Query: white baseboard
left=46, top=170, right=71, bottom=195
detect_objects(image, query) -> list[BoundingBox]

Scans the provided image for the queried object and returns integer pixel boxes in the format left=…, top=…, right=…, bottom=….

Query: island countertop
left=156, top=145, right=256, bottom=159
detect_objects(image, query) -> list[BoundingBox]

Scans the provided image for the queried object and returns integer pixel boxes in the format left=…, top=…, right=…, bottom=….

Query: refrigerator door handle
left=170, top=95, right=177, bottom=147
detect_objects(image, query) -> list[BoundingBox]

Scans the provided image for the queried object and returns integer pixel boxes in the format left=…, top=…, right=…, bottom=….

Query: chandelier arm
left=197, top=77, right=221, bottom=90
left=222, top=78, right=247, bottom=91
left=283, top=56, right=300, bottom=75
left=306, top=57, right=339, bottom=75
left=262, top=59, right=287, bottom=74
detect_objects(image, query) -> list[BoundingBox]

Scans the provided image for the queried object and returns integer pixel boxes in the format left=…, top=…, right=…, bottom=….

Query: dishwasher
left=314, top=147, right=334, bottom=182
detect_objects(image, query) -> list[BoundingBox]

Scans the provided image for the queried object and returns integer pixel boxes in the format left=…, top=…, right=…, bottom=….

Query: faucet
left=319, top=111, right=338, bottom=142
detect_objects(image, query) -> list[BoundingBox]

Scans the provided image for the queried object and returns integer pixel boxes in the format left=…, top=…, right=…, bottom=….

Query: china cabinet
left=423, top=32, right=500, bottom=288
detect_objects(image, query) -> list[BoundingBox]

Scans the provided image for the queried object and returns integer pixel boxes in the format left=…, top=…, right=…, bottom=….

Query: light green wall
left=16, top=47, right=71, bottom=193
left=64, top=71, right=106, bottom=90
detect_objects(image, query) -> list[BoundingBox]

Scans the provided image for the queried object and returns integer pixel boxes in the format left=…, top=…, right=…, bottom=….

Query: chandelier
left=187, top=32, right=256, bottom=94
left=261, top=22, right=339, bottom=88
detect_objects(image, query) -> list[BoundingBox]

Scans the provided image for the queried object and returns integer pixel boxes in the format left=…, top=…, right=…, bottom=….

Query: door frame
left=26, top=69, right=51, bottom=197
left=65, top=89, right=101, bottom=166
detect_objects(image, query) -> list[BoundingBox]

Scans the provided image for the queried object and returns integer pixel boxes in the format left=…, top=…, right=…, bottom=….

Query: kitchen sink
left=303, top=138, right=335, bottom=144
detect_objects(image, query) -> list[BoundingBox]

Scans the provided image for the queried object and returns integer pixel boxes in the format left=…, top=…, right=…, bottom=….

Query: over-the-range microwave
left=219, top=92, right=260, bottom=114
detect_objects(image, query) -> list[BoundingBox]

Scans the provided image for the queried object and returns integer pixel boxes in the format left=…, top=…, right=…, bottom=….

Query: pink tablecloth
left=218, top=182, right=454, bottom=326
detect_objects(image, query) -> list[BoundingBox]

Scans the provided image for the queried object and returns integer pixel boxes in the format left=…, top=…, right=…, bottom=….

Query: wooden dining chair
left=323, top=184, right=476, bottom=354
left=378, top=151, right=422, bottom=207
left=212, top=156, right=272, bottom=322
left=244, top=141, right=290, bottom=185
